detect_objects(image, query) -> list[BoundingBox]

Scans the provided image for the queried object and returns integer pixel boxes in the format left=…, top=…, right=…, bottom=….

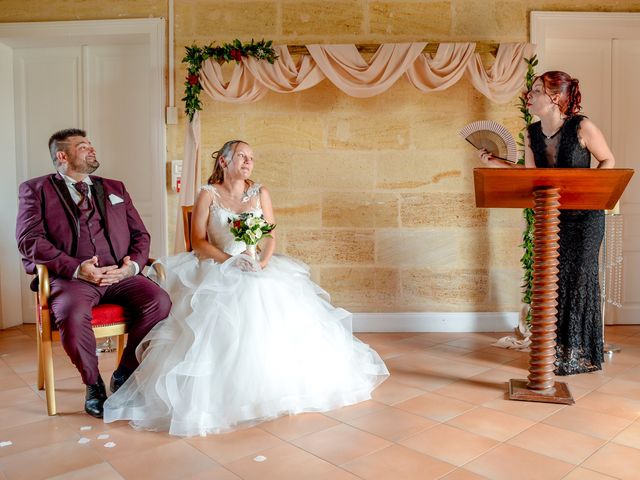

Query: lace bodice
left=528, top=115, right=591, bottom=168
left=200, top=183, right=262, bottom=256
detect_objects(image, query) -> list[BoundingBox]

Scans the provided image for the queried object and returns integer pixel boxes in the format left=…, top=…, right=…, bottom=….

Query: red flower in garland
left=229, top=49, right=243, bottom=62
left=187, top=74, right=199, bottom=86
left=233, top=220, right=242, bottom=229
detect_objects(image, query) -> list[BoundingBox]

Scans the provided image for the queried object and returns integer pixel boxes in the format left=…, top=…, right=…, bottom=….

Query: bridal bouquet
left=228, top=212, right=276, bottom=246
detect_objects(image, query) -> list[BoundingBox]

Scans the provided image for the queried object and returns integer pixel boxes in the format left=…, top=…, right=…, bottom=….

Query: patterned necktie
left=73, top=181, right=92, bottom=213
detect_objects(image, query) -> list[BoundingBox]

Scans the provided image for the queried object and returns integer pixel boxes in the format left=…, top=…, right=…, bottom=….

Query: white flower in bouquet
left=245, top=215, right=261, bottom=228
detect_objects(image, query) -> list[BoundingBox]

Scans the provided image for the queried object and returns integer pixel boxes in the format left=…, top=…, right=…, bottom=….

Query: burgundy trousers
left=49, top=275, right=171, bottom=385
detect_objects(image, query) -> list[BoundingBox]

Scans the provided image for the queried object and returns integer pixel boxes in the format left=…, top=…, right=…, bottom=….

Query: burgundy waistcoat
left=75, top=195, right=117, bottom=267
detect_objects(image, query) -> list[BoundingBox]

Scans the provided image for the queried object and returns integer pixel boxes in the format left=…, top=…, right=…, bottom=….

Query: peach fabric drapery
left=175, top=41, right=535, bottom=252
left=306, top=43, right=426, bottom=98
left=199, top=60, right=267, bottom=103
left=243, top=45, right=325, bottom=93
left=405, top=42, right=476, bottom=92
left=467, top=42, right=537, bottom=103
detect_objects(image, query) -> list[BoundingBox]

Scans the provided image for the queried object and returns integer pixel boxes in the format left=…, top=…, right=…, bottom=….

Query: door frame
left=0, top=19, right=166, bottom=328
left=531, top=11, right=640, bottom=47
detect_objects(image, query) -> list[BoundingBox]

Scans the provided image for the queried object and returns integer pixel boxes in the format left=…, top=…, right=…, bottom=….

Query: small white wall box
left=171, top=159, right=182, bottom=192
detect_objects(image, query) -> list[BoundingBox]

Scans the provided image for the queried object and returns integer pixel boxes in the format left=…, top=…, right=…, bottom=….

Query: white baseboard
left=352, top=312, right=519, bottom=333
left=23, top=311, right=521, bottom=332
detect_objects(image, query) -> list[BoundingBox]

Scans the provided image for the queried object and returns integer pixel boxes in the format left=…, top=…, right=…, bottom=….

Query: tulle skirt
left=103, top=252, right=389, bottom=436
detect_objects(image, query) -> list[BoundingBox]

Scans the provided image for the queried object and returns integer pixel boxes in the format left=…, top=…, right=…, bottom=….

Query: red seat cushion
left=90, top=304, right=127, bottom=327
left=38, top=303, right=127, bottom=330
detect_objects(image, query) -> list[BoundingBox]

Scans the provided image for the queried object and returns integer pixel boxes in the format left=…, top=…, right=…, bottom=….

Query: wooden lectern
left=474, top=168, right=634, bottom=404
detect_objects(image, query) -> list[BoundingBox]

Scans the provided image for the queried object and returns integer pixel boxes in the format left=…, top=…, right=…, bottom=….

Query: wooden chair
left=35, top=259, right=162, bottom=416
left=182, top=205, right=193, bottom=252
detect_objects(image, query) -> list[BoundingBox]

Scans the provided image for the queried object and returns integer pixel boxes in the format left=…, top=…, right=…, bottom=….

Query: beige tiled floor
left=0, top=325, right=639, bottom=479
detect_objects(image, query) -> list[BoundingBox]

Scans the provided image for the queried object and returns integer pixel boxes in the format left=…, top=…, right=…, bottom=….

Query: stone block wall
left=3, top=0, right=639, bottom=314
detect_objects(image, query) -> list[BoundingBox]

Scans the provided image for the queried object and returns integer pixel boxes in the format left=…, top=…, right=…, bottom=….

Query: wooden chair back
left=181, top=205, right=193, bottom=252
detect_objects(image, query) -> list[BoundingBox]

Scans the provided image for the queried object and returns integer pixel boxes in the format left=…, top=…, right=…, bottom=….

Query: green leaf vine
left=182, top=39, right=278, bottom=121
left=517, top=55, right=538, bottom=327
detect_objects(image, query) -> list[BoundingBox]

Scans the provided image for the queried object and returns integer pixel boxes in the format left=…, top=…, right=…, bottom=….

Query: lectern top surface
left=473, top=168, right=634, bottom=209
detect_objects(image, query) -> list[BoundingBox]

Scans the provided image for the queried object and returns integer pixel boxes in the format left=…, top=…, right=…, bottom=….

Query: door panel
left=14, top=46, right=82, bottom=180
left=613, top=39, right=640, bottom=323
left=84, top=43, right=161, bottom=254
left=13, top=46, right=83, bottom=324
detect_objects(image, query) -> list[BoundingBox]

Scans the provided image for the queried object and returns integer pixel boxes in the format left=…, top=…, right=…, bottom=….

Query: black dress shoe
left=110, top=367, right=131, bottom=394
left=85, top=376, right=107, bottom=418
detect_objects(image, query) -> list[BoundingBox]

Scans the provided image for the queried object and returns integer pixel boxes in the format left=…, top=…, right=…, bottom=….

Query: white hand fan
left=459, top=120, right=517, bottom=164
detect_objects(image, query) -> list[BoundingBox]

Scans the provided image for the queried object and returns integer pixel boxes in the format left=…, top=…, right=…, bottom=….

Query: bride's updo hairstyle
left=207, top=140, right=247, bottom=184
left=536, top=71, right=582, bottom=116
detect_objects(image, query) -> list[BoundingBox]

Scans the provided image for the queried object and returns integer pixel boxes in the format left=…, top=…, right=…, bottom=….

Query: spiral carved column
left=509, top=186, right=574, bottom=404
left=528, top=187, right=560, bottom=391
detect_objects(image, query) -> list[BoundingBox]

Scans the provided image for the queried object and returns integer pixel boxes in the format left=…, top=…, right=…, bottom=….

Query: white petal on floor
left=253, top=456, right=267, bottom=462
left=104, top=442, right=116, bottom=448
left=80, top=426, right=92, bottom=431
left=0, top=441, right=13, bottom=447
left=78, top=438, right=90, bottom=444
left=97, top=434, right=109, bottom=440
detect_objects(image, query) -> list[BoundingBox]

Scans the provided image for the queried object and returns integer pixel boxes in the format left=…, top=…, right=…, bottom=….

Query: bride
left=103, top=140, right=389, bottom=436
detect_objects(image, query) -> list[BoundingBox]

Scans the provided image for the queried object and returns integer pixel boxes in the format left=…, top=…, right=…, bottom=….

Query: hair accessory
left=459, top=120, right=517, bottom=163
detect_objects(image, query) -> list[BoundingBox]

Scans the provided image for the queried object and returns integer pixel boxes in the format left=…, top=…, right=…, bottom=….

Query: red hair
left=535, top=71, right=582, bottom=116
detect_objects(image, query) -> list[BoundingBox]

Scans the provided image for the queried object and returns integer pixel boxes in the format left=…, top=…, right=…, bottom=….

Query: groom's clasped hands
left=77, top=255, right=138, bottom=286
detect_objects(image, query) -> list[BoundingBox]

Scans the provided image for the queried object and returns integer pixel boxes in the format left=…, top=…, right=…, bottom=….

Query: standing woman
left=480, top=71, right=615, bottom=375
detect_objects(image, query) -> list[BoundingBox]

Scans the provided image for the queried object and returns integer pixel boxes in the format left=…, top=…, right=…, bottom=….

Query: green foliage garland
left=182, top=39, right=278, bottom=121
left=517, top=55, right=538, bottom=327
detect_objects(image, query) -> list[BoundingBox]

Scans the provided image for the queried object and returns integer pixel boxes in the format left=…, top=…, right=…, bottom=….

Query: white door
left=84, top=43, right=161, bottom=250
left=0, top=19, right=166, bottom=327
left=532, top=12, right=640, bottom=324
left=612, top=39, right=640, bottom=324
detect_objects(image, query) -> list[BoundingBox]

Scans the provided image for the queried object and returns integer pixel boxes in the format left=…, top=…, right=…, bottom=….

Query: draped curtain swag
left=174, top=41, right=535, bottom=252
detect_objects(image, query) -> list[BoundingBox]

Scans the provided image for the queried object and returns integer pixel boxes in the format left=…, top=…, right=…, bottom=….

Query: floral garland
left=517, top=55, right=538, bottom=327
left=182, top=39, right=278, bottom=121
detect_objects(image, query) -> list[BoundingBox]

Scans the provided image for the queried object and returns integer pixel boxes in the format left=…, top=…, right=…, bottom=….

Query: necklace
left=542, top=119, right=566, bottom=139
left=543, top=128, right=562, bottom=140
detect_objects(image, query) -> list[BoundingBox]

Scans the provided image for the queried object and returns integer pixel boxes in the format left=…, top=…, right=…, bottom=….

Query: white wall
left=0, top=43, right=22, bottom=329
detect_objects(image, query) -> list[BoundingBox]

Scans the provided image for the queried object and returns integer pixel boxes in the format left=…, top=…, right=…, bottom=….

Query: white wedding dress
left=103, top=184, right=389, bottom=436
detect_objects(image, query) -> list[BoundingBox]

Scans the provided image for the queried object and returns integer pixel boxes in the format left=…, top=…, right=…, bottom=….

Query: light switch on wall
left=166, top=106, right=178, bottom=125
left=171, top=159, right=182, bottom=192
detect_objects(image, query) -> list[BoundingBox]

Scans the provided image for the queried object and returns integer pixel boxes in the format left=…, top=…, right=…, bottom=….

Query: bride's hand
left=232, top=255, right=261, bottom=272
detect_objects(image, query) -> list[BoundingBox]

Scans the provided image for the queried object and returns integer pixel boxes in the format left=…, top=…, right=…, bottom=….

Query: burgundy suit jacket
left=16, top=173, right=150, bottom=281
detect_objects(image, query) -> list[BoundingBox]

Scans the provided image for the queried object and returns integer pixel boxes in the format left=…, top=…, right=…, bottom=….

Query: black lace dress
left=528, top=115, right=604, bottom=375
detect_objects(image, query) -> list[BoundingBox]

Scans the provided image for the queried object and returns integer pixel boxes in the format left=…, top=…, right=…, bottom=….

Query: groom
left=16, top=128, right=171, bottom=418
